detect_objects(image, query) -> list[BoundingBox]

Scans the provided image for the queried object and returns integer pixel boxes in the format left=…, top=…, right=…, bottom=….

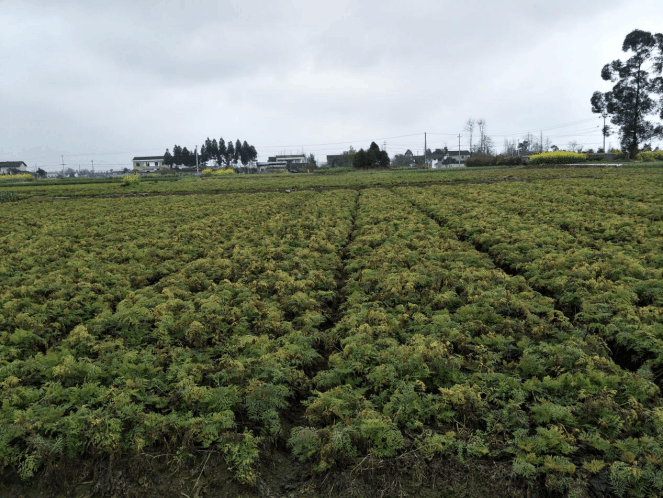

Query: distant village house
left=132, top=156, right=165, bottom=172
left=438, top=150, right=471, bottom=167
left=268, top=155, right=306, bottom=166
left=0, top=161, right=28, bottom=174
left=257, top=154, right=307, bottom=173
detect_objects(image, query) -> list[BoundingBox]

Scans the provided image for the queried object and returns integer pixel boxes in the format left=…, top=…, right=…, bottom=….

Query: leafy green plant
left=0, top=191, right=18, bottom=202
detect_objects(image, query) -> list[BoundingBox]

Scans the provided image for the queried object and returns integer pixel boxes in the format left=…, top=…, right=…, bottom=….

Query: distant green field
left=1, top=166, right=663, bottom=497
left=2, top=164, right=660, bottom=200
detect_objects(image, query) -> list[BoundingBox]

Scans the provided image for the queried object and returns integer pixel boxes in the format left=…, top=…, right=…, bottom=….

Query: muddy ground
left=1, top=448, right=553, bottom=498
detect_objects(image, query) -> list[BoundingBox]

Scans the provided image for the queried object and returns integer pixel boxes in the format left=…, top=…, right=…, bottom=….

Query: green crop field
left=1, top=166, right=663, bottom=497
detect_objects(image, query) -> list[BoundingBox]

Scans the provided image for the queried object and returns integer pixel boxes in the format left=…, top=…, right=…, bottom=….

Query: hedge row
left=636, top=151, right=663, bottom=162
left=0, top=174, right=34, bottom=182
left=465, top=155, right=525, bottom=167
left=529, top=151, right=587, bottom=165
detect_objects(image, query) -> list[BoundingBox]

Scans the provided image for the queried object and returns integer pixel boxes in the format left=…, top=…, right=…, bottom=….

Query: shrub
left=636, top=151, right=663, bottom=162
left=465, top=155, right=524, bottom=167
left=197, top=167, right=237, bottom=176
left=122, top=173, right=141, bottom=185
left=529, top=151, right=587, bottom=165
left=495, top=155, right=525, bottom=166
left=610, top=148, right=627, bottom=160
left=465, top=155, right=495, bottom=167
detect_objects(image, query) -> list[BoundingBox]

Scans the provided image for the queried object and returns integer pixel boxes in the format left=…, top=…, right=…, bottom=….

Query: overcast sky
left=2, top=0, right=663, bottom=171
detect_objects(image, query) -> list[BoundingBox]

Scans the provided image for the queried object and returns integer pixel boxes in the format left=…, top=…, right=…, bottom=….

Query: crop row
left=292, top=188, right=663, bottom=494
left=0, top=190, right=355, bottom=484
left=400, top=182, right=663, bottom=371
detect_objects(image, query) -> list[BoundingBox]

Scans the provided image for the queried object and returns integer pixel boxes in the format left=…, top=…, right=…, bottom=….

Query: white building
left=0, top=161, right=28, bottom=174
left=257, top=161, right=289, bottom=173
left=132, top=156, right=165, bottom=172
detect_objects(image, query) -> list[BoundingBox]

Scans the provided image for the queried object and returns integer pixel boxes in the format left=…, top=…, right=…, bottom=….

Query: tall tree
left=477, top=119, right=491, bottom=155
left=164, top=149, right=174, bottom=168
left=591, top=29, right=663, bottom=158
left=226, top=141, right=235, bottom=167
left=240, top=141, right=251, bottom=166
left=210, top=139, right=219, bottom=167
left=366, top=141, right=381, bottom=164
left=218, top=138, right=227, bottom=167
left=181, top=147, right=192, bottom=167
left=590, top=92, right=613, bottom=153
left=172, top=145, right=183, bottom=167
left=248, top=145, right=258, bottom=163
left=464, top=118, right=475, bottom=155
left=202, top=137, right=215, bottom=164
left=200, top=144, right=207, bottom=165
left=234, top=139, right=242, bottom=166
left=353, top=149, right=370, bottom=169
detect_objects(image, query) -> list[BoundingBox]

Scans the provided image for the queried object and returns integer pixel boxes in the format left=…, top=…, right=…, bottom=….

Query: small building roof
left=257, top=161, right=288, bottom=166
left=447, top=150, right=471, bottom=156
left=268, top=155, right=306, bottom=162
left=0, top=161, right=27, bottom=168
left=132, top=156, right=164, bottom=161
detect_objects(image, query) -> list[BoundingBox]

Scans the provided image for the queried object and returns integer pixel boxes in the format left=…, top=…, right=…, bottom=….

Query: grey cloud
left=2, top=0, right=662, bottom=171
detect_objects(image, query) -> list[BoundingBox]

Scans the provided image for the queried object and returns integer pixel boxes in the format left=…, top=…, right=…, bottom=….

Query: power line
left=257, top=133, right=424, bottom=149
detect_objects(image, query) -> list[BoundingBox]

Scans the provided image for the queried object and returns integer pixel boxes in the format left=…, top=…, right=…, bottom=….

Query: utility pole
left=195, top=146, right=199, bottom=174
left=540, top=130, right=543, bottom=153
left=91, top=160, right=94, bottom=176
left=61, top=156, right=65, bottom=176
left=458, top=134, right=461, bottom=167
left=424, top=132, right=427, bottom=169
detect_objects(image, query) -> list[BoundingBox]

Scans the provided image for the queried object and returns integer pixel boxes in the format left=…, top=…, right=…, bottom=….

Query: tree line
left=163, top=138, right=258, bottom=168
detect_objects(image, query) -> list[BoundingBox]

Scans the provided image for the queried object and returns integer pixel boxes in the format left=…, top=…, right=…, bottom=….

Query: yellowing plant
left=636, top=150, right=663, bottom=162
left=122, top=173, right=140, bottom=185
left=0, top=173, right=33, bottom=181
left=211, top=168, right=237, bottom=175
left=529, top=151, right=587, bottom=164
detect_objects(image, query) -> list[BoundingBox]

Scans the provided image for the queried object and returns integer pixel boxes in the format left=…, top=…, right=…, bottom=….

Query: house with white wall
left=440, top=150, right=470, bottom=166
left=0, top=161, right=28, bottom=174
left=132, top=156, right=165, bottom=172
